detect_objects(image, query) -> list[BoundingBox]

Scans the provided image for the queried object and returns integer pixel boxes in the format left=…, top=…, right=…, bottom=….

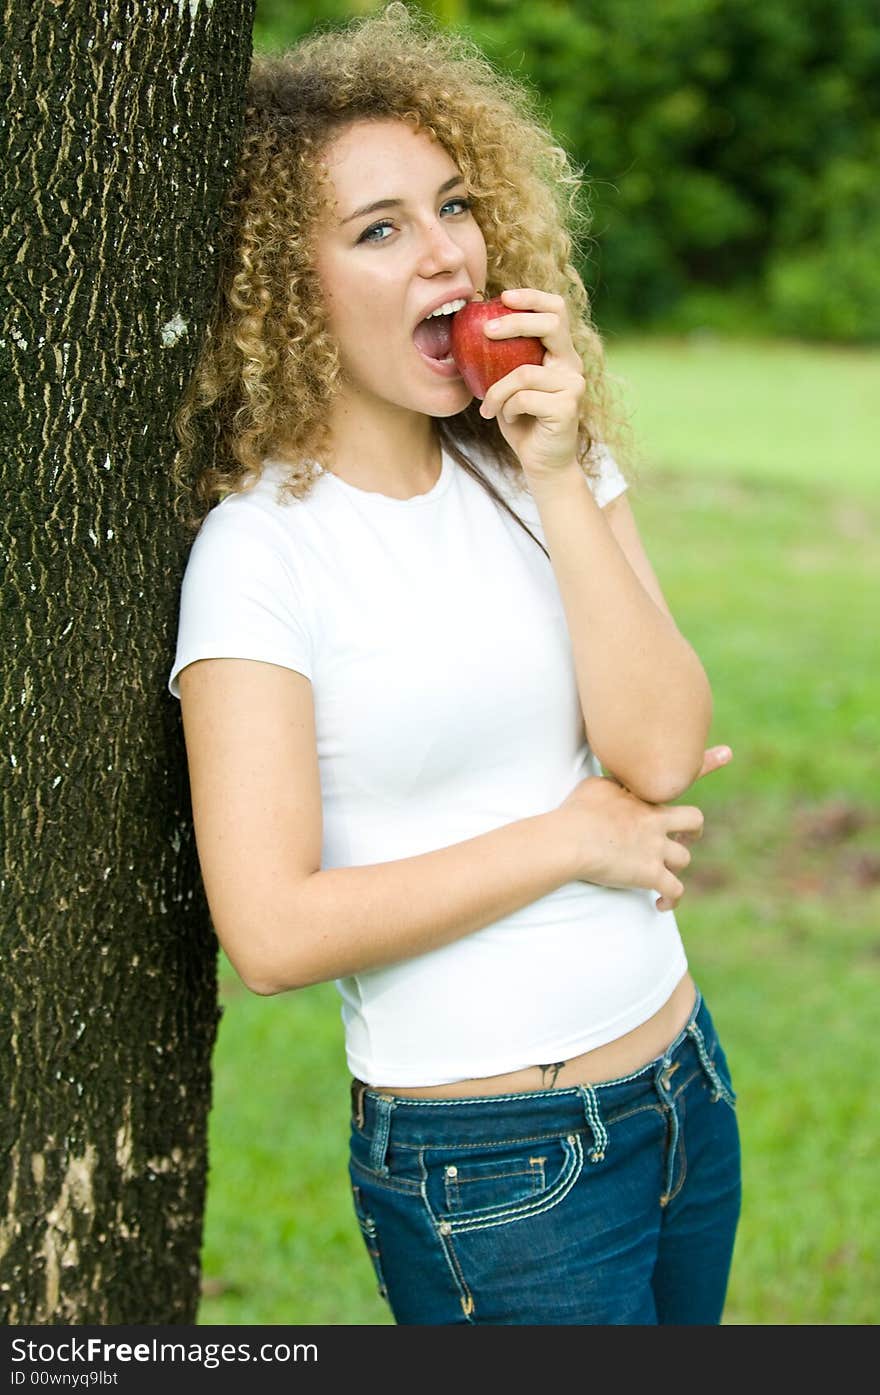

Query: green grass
left=197, top=336, right=880, bottom=1326
left=197, top=972, right=387, bottom=1325
left=607, top=334, right=880, bottom=499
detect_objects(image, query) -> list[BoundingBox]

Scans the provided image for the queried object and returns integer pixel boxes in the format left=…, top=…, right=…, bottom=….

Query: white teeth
left=425, top=298, right=467, bottom=319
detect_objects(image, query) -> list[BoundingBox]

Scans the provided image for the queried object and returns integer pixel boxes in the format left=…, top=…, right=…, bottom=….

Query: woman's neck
left=323, top=392, right=442, bottom=500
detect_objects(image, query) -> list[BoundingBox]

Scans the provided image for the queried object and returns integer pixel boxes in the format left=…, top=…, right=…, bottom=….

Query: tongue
left=413, top=314, right=453, bottom=360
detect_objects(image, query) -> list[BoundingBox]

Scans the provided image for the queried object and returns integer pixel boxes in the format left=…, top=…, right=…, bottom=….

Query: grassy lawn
left=607, top=334, right=879, bottom=499
left=197, top=336, right=880, bottom=1326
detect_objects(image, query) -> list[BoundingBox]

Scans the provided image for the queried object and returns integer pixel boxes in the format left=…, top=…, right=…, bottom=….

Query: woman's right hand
left=553, top=776, right=703, bottom=911
left=553, top=744, right=732, bottom=911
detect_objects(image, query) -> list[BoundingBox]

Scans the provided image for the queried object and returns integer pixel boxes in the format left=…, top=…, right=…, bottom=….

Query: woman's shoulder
left=214, top=457, right=314, bottom=513
left=196, top=458, right=330, bottom=544
left=181, top=469, right=315, bottom=602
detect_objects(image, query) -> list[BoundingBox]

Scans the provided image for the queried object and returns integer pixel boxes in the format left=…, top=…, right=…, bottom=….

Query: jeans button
left=660, top=1061, right=679, bottom=1092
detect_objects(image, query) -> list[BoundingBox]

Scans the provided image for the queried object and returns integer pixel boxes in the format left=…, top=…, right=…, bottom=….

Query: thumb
left=696, top=746, right=733, bottom=781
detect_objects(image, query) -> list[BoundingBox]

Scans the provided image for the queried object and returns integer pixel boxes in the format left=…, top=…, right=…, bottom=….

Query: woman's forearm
left=242, top=810, right=575, bottom=994
left=530, top=465, right=712, bottom=803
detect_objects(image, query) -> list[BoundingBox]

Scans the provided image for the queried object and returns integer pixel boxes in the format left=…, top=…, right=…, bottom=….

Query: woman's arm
left=179, top=657, right=703, bottom=995
left=530, top=478, right=712, bottom=804
left=477, top=287, right=713, bottom=803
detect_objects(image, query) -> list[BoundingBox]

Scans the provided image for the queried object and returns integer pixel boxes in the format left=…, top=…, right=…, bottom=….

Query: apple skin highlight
left=450, top=296, right=545, bottom=400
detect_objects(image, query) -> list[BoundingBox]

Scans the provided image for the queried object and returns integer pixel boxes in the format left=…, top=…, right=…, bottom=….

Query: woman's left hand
left=478, top=287, right=586, bottom=480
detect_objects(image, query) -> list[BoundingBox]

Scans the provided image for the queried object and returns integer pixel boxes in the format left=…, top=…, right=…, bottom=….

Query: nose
left=416, top=216, right=467, bottom=278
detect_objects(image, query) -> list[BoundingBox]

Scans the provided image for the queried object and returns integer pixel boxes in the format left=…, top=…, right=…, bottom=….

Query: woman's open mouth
left=412, top=300, right=466, bottom=377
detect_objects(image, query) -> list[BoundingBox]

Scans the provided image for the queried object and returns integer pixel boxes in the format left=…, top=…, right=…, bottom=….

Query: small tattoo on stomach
left=538, top=1061, right=567, bottom=1088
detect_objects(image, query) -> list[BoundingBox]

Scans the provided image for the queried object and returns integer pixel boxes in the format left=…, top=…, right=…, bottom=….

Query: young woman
left=169, top=5, right=741, bottom=1325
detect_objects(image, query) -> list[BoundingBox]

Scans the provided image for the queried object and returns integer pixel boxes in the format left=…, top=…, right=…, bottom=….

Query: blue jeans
left=348, top=990, right=741, bottom=1324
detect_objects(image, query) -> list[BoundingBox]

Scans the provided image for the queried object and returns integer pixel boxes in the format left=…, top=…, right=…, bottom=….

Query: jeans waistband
left=350, top=989, right=716, bottom=1146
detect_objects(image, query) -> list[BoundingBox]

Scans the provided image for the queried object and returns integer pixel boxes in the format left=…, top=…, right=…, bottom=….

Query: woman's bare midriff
left=367, top=971, right=697, bottom=1099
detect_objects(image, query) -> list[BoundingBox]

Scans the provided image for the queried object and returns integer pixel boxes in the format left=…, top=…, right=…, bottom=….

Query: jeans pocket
left=444, top=1149, right=547, bottom=1213
left=429, top=1132, right=585, bottom=1234
left=350, top=1181, right=389, bottom=1300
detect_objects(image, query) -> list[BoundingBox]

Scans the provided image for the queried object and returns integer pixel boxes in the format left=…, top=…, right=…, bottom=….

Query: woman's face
left=313, top=117, right=488, bottom=421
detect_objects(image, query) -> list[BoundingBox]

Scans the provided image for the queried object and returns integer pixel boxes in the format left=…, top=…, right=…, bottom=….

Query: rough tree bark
left=1, top=0, right=257, bottom=1322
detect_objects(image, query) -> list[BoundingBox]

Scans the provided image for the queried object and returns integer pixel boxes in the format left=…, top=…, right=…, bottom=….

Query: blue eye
left=358, top=221, right=394, bottom=245
left=357, top=197, right=473, bottom=245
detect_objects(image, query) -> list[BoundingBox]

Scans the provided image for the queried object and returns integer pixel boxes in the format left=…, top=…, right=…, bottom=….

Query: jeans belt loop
left=686, top=1019, right=728, bottom=1104
left=368, top=1095, right=396, bottom=1175
left=577, top=1083, right=608, bottom=1163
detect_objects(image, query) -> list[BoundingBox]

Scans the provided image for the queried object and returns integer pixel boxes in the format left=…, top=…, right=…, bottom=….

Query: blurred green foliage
left=252, top=0, right=880, bottom=342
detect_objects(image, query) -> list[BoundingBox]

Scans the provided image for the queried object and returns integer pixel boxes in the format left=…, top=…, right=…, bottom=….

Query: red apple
left=450, top=296, right=545, bottom=400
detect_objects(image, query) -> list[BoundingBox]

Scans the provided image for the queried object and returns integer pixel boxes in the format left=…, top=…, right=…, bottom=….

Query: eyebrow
left=341, top=174, right=467, bottom=225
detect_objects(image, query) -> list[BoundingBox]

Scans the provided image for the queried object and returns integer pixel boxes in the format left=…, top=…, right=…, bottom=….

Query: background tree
left=254, top=0, right=880, bottom=342
left=1, top=0, right=256, bottom=1322
left=468, top=0, right=880, bottom=340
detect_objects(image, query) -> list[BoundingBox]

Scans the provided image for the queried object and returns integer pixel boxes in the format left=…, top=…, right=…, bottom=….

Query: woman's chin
left=412, top=340, right=477, bottom=405
left=432, top=390, right=474, bottom=418
left=405, top=375, right=473, bottom=418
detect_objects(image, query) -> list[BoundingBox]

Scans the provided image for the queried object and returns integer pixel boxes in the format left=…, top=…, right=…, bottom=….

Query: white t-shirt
left=169, top=440, right=687, bottom=1085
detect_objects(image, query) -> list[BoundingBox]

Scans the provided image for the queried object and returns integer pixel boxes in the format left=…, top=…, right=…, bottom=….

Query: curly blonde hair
left=173, top=1, right=632, bottom=532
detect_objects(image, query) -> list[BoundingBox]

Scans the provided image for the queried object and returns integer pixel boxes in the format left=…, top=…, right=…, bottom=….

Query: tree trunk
left=1, top=0, right=257, bottom=1323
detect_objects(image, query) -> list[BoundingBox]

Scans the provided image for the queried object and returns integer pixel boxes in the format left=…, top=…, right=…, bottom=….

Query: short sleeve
left=167, top=502, right=313, bottom=700
left=587, top=443, right=628, bottom=509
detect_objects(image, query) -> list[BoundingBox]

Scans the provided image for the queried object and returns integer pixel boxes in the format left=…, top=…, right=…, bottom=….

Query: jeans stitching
left=446, top=1160, right=545, bottom=1212
left=372, top=1129, right=585, bottom=1152
left=350, top=1154, right=423, bottom=1195
left=687, top=1022, right=737, bottom=1108
left=664, top=1092, right=688, bottom=1206
left=579, top=1083, right=608, bottom=1162
left=351, top=1185, right=389, bottom=1300
left=445, top=1132, right=584, bottom=1235
left=361, top=1085, right=595, bottom=1108
left=605, top=1100, right=666, bottom=1127
left=418, top=1151, right=476, bottom=1323
left=352, top=1105, right=667, bottom=1192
